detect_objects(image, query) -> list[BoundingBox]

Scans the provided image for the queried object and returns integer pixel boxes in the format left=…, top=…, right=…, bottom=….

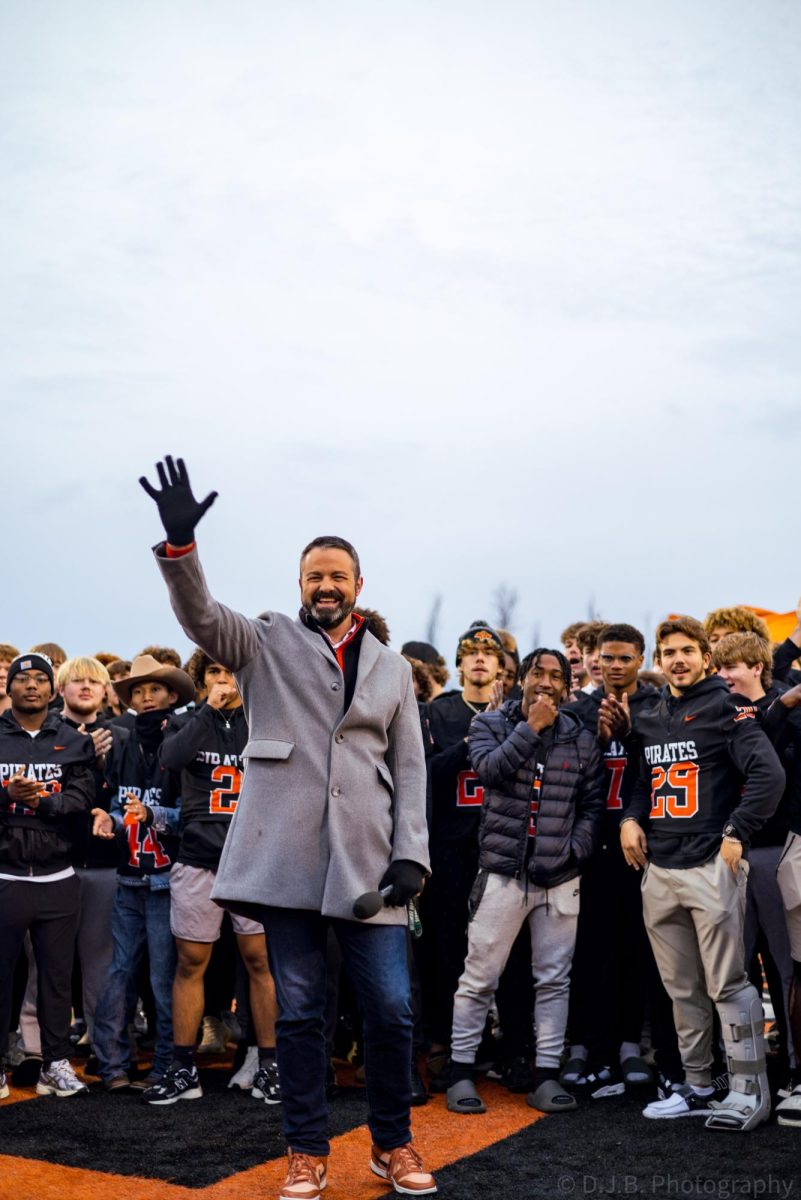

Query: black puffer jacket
left=468, top=702, right=603, bottom=888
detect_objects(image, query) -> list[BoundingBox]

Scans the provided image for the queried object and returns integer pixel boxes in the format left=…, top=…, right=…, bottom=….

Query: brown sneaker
left=279, top=1149, right=328, bottom=1200
left=370, top=1143, right=437, bottom=1195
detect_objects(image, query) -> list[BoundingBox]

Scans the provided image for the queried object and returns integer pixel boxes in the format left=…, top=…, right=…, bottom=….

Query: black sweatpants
left=418, top=840, right=479, bottom=1047
left=569, top=845, right=654, bottom=1063
left=0, top=875, right=80, bottom=1063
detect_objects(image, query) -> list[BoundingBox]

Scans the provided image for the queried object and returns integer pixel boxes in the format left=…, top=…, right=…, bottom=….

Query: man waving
left=140, top=456, right=435, bottom=1200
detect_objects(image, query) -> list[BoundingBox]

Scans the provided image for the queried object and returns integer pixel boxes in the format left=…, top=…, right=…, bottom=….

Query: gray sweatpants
left=451, top=872, right=581, bottom=1069
left=642, top=855, right=757, bottom=1087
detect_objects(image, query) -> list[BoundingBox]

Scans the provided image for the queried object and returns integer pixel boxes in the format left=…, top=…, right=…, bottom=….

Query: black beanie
left=6, top=652, right=55, bottom=694
left=401, top=640, right=441, bottom=666
left=455, top=623, right=505, bottom=665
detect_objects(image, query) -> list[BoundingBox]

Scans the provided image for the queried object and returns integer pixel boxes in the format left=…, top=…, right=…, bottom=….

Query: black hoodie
left=0, top=710, right=95, bottom=877
left=424, top=691, right=489, bottom=844
left=567, top=682, right=660, bottom=844
left=624, top=675, right=784, bottom=868
left=160, top=702, right=248, bottom=869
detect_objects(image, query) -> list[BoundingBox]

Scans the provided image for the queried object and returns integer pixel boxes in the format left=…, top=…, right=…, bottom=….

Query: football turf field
left=1, top=1061, right=799, bottom=1200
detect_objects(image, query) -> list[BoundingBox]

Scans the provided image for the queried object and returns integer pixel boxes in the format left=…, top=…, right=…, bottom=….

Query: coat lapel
left=292, top=614, right=339, bottom=668
left=338, top=633, right=381, bottom=726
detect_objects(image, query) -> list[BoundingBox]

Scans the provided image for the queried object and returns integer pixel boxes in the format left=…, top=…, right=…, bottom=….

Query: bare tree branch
left=426, top=594, right=443, bottom=647
left=492, top=583, right=519, bottom=631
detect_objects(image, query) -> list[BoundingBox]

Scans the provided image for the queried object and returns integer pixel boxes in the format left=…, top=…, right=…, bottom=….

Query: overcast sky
left=3, top=0, right=800, bottom=666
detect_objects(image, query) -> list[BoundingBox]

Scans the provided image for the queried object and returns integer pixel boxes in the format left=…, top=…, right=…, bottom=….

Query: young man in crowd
left=495, top=630, right=521, bottom=701
left=620, top=617, right=784, bottom=1130
left=0, top=644, right=20, bottom=716
left=103, top=660, right=131, bottom=720
left=143, top=651, right=279, bottom=1107
left=401, top=642, right=450, bottom=702
left=577, top=622, right=607, bottom=695
left=91, top=654, right=193, bottom=1092
left=420, top=623, right=506, bottom=1076
left=16, top=657, right=129, bottom=1078
left=0, top=653, right=95, bottom=1100
left=565, top=624, right=676, bottom=1094
left=560, top=622, right=589, bottom=697
left=443, top=648, right=602, bottom=1115
left=713, top=633, right=798, bottom=1091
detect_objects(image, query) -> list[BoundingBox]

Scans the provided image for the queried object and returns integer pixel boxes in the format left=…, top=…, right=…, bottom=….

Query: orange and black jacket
left=0, top=710, right=95, bottom=877
left=623, top=675, right=785, bottom=868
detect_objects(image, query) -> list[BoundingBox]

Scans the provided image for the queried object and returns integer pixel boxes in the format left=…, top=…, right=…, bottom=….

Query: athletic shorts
left=170, top=862, right=264, bottom=941
left=777, top=831, right=801, bottom=961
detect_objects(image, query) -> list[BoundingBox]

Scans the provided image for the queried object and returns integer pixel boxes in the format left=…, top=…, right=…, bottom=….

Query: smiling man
left=442, top=648, right=602, bottom=1116
left=0, top=653, right=95, bottom=1101
left=620, top=617, right=785, bottom=1130
left=140, top=456, right=434, bottom=1200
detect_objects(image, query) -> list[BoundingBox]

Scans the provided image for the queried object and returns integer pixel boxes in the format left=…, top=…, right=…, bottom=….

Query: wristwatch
left=722, top=822, right=741, bottom=842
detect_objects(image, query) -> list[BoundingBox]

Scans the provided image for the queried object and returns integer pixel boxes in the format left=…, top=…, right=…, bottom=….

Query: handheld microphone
left=353, top=884, right=393, bottom=920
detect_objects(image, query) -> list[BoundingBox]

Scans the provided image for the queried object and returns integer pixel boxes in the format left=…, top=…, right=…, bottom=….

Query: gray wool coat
left=155, top=547, right=430, bottom=923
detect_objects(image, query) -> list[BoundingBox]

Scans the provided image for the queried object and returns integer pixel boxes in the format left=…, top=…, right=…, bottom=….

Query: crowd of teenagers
left=1, top=599, right=801, bottom=1153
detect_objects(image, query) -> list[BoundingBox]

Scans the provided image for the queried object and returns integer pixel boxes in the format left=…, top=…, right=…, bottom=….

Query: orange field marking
left=0, top=1081, right=544, bottom=1200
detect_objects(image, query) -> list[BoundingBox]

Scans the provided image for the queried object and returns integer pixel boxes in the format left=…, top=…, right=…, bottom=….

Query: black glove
left=378, top=859, right=425, bottom=907
left=139, top=455, right=218, bottom=546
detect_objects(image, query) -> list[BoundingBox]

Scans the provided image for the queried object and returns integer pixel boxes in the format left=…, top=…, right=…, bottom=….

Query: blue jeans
left=259, top=907, right=413, bottom=1156
left=93, top=884, right=176, bottom=1082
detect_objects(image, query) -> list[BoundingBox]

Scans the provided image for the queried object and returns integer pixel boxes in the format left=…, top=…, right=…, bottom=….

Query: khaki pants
left=641, top=855, right=751, bottom=1087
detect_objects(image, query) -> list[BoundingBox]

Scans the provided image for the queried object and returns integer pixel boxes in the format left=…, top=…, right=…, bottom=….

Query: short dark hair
left=656, top=616, right=709, bottom=657
left=185, top=648, right=214, bottom=689
left=598, top=623, right=645, bottom=655
left=518, top=647, right=571, bottom=698
left=299, top=536, right=361, bottom=579
left=138, top=645, right=182, bottom=668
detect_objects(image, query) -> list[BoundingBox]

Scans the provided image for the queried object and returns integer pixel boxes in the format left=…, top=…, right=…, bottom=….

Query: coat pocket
left=376, top=762, right=394, bottom=795
left=241, top=739, right=295, bottom=760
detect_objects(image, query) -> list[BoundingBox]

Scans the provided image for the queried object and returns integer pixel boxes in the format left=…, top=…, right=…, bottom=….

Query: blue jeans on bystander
left=93, top=884, right=176, bottom=1082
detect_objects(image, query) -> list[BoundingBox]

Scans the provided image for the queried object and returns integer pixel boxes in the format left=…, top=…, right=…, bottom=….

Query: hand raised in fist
left=139, top=455, right=218, bottom=547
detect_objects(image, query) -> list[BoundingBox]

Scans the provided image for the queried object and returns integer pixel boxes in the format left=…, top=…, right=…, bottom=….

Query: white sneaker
left=643, top=1084, right=713, bottom=1119
left=228, top=1046, right=259, bottom=1090
left=36, top=1059, right=89, bottom=1097
left=776, top=1084, right=801, bottom=1128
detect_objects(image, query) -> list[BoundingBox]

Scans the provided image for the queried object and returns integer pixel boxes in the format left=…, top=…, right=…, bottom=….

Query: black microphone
left=353, top=884, right=393, bottom=920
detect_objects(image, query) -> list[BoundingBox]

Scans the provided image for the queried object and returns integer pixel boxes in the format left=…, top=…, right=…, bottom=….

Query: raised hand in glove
left=139, top=455, right=218, bottom=547
left=378, top=859, right=426, bottom=907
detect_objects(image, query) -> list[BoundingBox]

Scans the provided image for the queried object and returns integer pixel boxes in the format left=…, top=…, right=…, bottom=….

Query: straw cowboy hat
left=112, top=654, right=195, bottom=707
